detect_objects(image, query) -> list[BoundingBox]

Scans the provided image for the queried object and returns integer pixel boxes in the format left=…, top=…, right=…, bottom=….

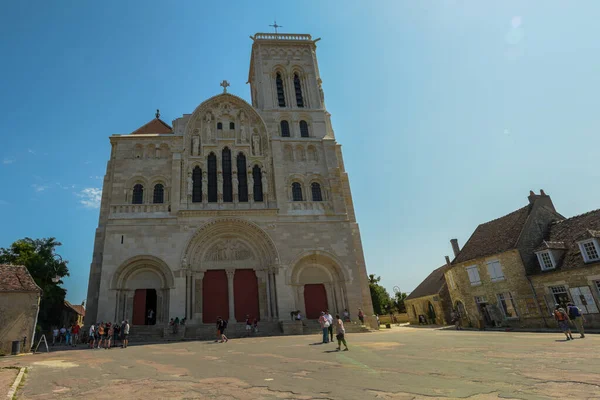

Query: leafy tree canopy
left=0, top=237, right=70, bottom=330
left=368, top=274, right=392, bottom=315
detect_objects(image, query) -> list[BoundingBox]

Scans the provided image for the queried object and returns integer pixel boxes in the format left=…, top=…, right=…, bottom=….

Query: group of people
left=168, top=317, right=186, bottom=334
left=88, top=321, right=130, bottom=349
left=318, top=310, right=349, bottom=351
left=553, top=303, right=586, bottom=340
left=51, top=324, right=81, bottom=346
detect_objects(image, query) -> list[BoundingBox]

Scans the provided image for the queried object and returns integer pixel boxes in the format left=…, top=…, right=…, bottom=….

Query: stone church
left=84, top=33, right=374, bottom=330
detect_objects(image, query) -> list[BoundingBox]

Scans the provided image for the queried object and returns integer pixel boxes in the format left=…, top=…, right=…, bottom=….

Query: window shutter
left=569, top=287, right=587, bottom=314
left=578, top=286, right=599, bottom=314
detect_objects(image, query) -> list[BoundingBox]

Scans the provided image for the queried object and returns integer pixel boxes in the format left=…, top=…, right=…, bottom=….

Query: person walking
left=325, top=310, right=334, bottom=342
left=343, top=309, right=350, bottom=322
left=216, top=317, right=228, bottom=343
left=245, top=315, right=252, bottom=337
left=97, top=323, right=105, bottom=349
left=65, top=325, right=72, bottom=347
left=72, top=323, right=80, bottom=346
left=567, top=302, right=585, bottom=338
left=113, top=322, right=120, bottom=347
left=451, top=310, right=463, bottom=330
left=106, top=323, right=114, bottom=349
left=88, top=324, right=95, bottom=349
left=358, top=309, right=364, bottom=325
left=334, top=314, right=349, bottom=351
left=553, top=305, right=574, bottom=341
left=122, top=320, right=130, bottom=348
left=318, top=312, right=330, bottom=343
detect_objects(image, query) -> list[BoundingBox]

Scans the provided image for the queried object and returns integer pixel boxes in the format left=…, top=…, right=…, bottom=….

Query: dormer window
left=579, top=239, right=600, bottom=263
left=536, top=250, right=556, bottom=271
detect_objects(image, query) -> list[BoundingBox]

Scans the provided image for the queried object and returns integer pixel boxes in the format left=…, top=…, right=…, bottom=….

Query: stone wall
left=0, top=292, right=40, bottom=354
left=406, top=294, right=450, bottom=325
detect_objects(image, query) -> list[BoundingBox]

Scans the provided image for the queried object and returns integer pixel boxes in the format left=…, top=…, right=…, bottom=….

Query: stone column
left=195, top=272, right=204, bottom=322
left=190, top=272, right=196, bottom=321
left=114, top=290, right=120, bottom=322
left=226, top=269, right=237, bottom=323
left=256, top=270, right=268, bottom=321
left=298, top=286, right=306, bottom=317
left=270, top=266, right=279, bottom=320
left=326, top=283, right=335, bottom=313
left=171, top=152, right=182, bottom=213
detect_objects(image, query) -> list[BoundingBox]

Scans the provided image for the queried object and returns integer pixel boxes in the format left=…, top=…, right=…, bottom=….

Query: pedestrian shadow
left=323, top=350, right=340, bottom=353
left=554, top=339, right=571, bottom=342
left=309, top=342, right=325, bottom=346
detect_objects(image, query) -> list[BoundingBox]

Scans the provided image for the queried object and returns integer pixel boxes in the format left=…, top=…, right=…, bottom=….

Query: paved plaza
left=1, top=326, right=599, bottom=399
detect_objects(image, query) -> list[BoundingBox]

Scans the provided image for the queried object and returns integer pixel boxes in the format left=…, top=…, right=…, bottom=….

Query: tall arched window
left=207, top=153, right=217, bottom=202
left=253, top=165, right=263, bottom=202
left=153, top=184, right=164, bottom=204
left=311, top=183, right=323, bottom=201
left=299, top=120, right=309, bottom=138
left=294, top=73, right=304, bottom=108
left=276, top=72, right=286, bottom=107
left=292, top=182, right=303, bottom=201
left=192, top=166, right=202, bottom=202
left=280, top=120, right=290, bottom=137
left=229, top=122, right=235, bottom=130
left=132, top=184, right=144, bottom=204
left=217, top=122, right=223, bottom=130
left=237, top=153, right=248, bottom=202
left=222, top=147, right=232, bottom=202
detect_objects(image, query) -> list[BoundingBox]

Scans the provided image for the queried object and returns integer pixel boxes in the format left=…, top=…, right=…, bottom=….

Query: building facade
left=446, top=191, right=600, bottom=329
left=405, top=264, right=452, bottom=325
left=85, top=33, right=374, bottom=330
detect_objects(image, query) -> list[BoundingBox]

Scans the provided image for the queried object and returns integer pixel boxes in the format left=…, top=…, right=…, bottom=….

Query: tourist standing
left=451, top=310, right=462, bottom=330
left=174, top=317, right=180, bottom=334
left=52, top=327, right=59, bottom=346
left=253, top=317, right=258, bottom=334
left=123, top=320, right=129, bottom=349
left=318, top=312, right=330, bottom=343
left=343, top=309, right=350, bottom=322
left=245, top=315, right=252, bottom=336
left=65, top=325, right=72, bottom=346
left=72, top=323, right=80, bottom=346
left=97, top=323, right=105, bottom=348
left=334, top=314, right=349, bottom=351
left=147, top=308, right=155, bottom=325
left=325, top=310, right=334, bottom=342
left=113, top=322, right=120, bottom=347
left=567, top=302, right=585, bottom=338
left=358, top=309, right=364, bottom=325
left=88, top=324, right=95, bottom=349
left=59, top=326, right=67, bottom=344
left=553, top=305, right=574, bottom=341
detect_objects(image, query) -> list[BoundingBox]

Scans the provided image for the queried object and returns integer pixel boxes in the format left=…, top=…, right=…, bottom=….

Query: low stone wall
left=280, top=321, right=303, bottom=335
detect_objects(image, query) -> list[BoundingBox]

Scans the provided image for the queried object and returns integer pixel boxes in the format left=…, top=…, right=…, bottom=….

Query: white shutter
left=569, top=287, right=585, bottom=313
left=466, top=266, right=480, bottom=285
left=487, top=261, right=504, bottom=281
left=580, top=286, right=599, bottom=314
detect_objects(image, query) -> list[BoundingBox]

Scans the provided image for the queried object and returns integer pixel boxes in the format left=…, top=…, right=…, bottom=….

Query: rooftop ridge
left=550, top=208, right=600, bottom=225
left=478, top=204, right=531, bottom=227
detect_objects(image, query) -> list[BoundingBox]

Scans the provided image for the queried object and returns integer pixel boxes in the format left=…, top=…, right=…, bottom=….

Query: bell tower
left=248, top=33, right=325, bottom=112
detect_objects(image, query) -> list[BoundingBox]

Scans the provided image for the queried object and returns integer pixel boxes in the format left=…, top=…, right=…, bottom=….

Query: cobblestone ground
left=1, top=326, right=599, bottom=399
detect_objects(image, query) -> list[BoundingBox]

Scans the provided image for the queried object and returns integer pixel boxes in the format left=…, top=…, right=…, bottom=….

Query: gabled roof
left=0, top=264, right=42, bottom=293
left=406, top=265, right=448, bottom=301
left=452, top=205, right=532, bottom=264
left=131, top=117, right=173, bottom=135
left=535, top=209, right=600, bottom=271
left=64, top=300, right=86, bottom=317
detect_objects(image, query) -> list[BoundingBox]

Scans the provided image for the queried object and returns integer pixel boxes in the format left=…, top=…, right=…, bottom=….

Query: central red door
left=234, top=269, right=259, bottom=322
left=304, top=284, right=328, bottom=319
left=203, top=270, right=228, bottom=323
left=132, top=289, right=147, bottom=325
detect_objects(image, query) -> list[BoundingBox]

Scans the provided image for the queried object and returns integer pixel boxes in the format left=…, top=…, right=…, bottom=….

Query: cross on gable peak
left=220, top=80, right=230, bottom=93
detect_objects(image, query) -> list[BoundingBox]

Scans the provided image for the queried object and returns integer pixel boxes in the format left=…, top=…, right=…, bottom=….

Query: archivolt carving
left=205, top=239, right=253, bottom=261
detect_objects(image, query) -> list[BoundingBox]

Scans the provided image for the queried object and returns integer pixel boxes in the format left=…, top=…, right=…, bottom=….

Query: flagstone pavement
left=1, top=326, right=599, bottom=399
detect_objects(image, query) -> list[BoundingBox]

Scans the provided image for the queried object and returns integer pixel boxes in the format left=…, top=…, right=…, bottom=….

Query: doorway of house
left=427, top=302, right=436, bottom=324
left=132, top=288, right=157, bottom=325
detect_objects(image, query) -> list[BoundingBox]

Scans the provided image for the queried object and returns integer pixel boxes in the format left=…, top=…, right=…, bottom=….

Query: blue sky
left=1, top=1, right=599, bottom=304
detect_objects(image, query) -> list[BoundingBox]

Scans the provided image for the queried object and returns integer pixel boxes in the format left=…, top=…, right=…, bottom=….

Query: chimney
left=445, top=255, right=451, bottom=267
left=450, top=239, right=460, bottom=257
left=527, top=189, right=556, bottom=212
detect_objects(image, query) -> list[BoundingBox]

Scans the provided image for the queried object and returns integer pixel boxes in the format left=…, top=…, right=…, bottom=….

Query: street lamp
left=50, top=254, right=63, bottom=283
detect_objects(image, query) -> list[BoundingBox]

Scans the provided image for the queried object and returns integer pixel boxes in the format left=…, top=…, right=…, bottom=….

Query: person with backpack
left=318, top=311, right=330, bottom=343
left=553, top=305, right=574, bottom=341
left=567, top=302, right=585, bottom=338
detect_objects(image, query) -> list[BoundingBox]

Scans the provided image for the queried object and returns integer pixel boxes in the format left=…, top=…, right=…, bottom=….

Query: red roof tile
left=131, top=118, right=173, bottom=135
left=0, top=264, right=42, bottom=293
left=64, top=301, right=86, bottom=316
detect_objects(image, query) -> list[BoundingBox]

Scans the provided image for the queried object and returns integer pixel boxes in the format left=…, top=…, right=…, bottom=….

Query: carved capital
left=225, top=269, right=236, bottom=280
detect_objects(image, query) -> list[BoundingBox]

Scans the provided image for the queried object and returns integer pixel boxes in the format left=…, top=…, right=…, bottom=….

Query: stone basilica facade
left=85, top=33, right=374, bottom=329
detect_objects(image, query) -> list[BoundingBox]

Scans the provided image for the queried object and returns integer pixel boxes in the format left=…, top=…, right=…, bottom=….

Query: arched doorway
left=111, top=256, right=174, bottom=325
left=290, top=251, right=348, bottom=319
left=455, top=300, right=466, bottom=318
left=427, top=301, right=436, bottom=324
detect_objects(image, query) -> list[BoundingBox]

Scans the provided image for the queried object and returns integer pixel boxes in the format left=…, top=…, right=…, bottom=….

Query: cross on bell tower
left=220, top=80, right=230, bottom=93
left=269, top=20, right=282, bottom=34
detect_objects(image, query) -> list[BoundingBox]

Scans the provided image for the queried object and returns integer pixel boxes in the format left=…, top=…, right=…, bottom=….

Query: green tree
left=393, top=291, right=408, bottom=313
left=368, top=274, right=391, bottom=315
left=0, top=237, right=69, bottom=330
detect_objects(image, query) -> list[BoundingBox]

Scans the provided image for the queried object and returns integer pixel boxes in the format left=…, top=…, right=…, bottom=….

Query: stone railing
left=287, top=201, right=333, bottom=213
left=253, top=33, right=312, bottom=41
left=110, top=204, right=169, bottom=214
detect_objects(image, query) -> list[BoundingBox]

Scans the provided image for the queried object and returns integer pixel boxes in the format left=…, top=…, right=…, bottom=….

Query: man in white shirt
left=59, top=326, right=67, bottom=344
left=325, top=310, right=334, bottom=343
left=123, top=320, right=130, bottom=348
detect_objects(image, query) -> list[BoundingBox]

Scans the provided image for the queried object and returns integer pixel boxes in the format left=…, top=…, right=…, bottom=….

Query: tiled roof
left=406, top=265, right=448, bottom=301
left=452, top=205, right=532, bottom=264
left=536, top=209, right=600, bottom=271
left=0, top=264, right=42, bottom=293
left=131, top=118, right=173, bottom=135
left=64, top=301, right=86, bottom=317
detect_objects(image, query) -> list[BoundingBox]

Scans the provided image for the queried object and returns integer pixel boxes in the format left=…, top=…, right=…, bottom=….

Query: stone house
left=61, top=301, right=85, bottom=327
left=529, top=209, right=600, bottom=327
left=405, top=264, right=452, bottom=325
left=445, top=191, right=563, bottom=328
left=84, top=32, right=375, bottom=334
left=0, top=264, right=41, bottom=354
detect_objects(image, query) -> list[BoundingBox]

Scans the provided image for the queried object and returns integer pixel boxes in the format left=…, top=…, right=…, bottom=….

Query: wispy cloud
left=76, top=188, right=102, bottom=208
left=89, top=176, right=103, bottom=180
left=2, top=158, right=15, bottom=165
left=28, top=149, right=36, bottom=155
left=31, top=184, right=49, bottom=192
left=0, top=200, right=9, bottom=206
left=56, top=182, right=76, bottom=190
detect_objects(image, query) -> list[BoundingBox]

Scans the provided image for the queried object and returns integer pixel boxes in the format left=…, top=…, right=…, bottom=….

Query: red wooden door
left=132, top=289, right=147, bottom=325
left=203, top=270, right=228, bottom=323
left=234, top=269, right=259, bottom=322
left=304, top=284, right=328, bottom=319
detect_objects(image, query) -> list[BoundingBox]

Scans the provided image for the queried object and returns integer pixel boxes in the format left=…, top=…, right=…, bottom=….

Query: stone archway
left=111, top=256, right=174, bottom=325
left=181, top=218, right=280, bottom=323
left=289, top=251, right=349, bottom=319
